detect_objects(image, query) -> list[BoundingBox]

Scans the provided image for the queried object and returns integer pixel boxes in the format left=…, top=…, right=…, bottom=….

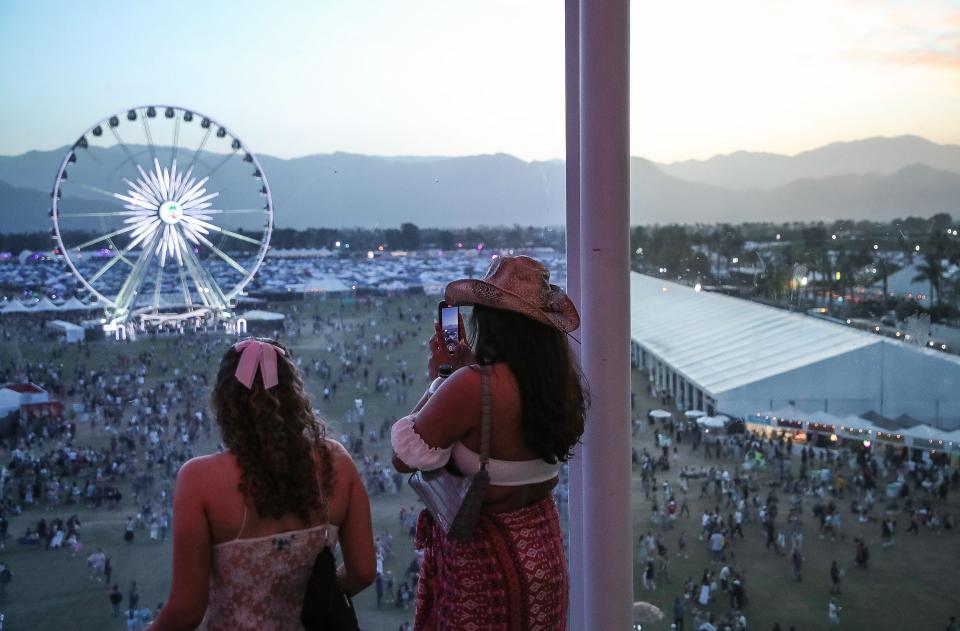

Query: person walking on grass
left=129, top=580, right=140, bottom=612
left=791, top=548, right=803, bottom=582
left=0, top=562, right=11, bottom=595
left=828, top=597, right=841, bottom=627
left=829, top=560, right=841, bottom=595
left=642, top=560, right=657, bottom=590
left=109, top=584, right=123, bottom=617
left=673, top=596, right=685, bottom=631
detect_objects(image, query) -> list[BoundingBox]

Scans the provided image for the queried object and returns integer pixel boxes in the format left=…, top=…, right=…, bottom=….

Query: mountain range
left=0, top=135, right=957, bottom=232
left=659, top=135, right=960, bottom=191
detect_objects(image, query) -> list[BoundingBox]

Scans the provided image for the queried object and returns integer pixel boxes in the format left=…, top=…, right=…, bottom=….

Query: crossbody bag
left=408, top=364, right=491, bottom=540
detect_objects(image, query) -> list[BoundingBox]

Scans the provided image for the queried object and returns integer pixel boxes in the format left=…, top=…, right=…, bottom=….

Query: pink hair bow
left=234, top=339, right=285, bottom=390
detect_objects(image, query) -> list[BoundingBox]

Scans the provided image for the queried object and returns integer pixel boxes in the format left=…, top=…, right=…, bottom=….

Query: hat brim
left=444, top=278, right=580, bottom=333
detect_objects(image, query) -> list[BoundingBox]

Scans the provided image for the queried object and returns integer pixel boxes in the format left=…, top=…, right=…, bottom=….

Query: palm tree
left=913, top=256, right=945, bottom=313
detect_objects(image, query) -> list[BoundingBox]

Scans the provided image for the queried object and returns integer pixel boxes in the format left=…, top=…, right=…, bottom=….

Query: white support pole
left=564, top=0, right=585, bottom=627
left=579, top=0, right=632, bottom=628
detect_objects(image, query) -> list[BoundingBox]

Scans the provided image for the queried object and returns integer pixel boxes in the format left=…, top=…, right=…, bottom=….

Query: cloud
left=841, top=8, right=960, bottom=71
left=878, top=46, right=960, bottom=70
left=847, top=39, right=960, bottom=70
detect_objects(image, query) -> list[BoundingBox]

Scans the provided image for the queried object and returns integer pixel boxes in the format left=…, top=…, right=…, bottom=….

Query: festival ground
left=0, top=293, right=958, bottom=630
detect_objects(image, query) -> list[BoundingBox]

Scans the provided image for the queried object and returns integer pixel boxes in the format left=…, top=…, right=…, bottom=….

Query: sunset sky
left=1, top=0, right=958, bottom=163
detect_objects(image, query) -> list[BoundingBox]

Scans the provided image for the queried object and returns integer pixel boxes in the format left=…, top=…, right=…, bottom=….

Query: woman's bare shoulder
left=177, top=452, right=236, bottom=483
left=320, top=437, right=352, bottom=461
left=318, top=438, right=360, bottom=476
left=466, top=362, right=518, bottom=397
left=441, top=363, right=483, bottom=392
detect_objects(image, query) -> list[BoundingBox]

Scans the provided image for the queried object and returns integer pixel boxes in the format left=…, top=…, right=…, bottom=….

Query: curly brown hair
left=470, top=305, right=587, bottom=463
left=212, top=338, right=332, bottom=524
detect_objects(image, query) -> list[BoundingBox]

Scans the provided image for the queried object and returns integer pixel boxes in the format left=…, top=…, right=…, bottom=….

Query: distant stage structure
left=51, top=105, right=273, bottom=328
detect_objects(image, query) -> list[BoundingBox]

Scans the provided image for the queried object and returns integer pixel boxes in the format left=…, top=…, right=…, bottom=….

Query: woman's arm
left=390, top=367, right=481, bottom=472
left=333, top=446, right=376, bottom=596
left=409, top=368, right=481, bottom=448
left=149, top=459, right=212, bottom=631
left=410, top=388, right=432, bottom=415
left=392, top=315, right=478, bottom=472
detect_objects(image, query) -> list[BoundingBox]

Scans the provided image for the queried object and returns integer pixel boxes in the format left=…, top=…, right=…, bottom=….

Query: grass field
left=627, top=381, right=960, bottom=631
left=1, top=293, right=959, bottom=630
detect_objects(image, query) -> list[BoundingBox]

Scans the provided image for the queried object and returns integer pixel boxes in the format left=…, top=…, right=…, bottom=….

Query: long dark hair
left=470, top=305, right=587, bottom=463
left=211, top=338, right=332, bottom=524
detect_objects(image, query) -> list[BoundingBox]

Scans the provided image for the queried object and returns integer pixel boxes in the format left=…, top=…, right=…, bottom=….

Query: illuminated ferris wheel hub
left=158, top=202, right=184, bottom=225
left=50, top=105, right=274, bottom=328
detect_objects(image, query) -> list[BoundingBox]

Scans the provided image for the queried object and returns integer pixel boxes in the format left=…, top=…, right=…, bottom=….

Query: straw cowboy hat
left=444, top=255, right=580, bottom=332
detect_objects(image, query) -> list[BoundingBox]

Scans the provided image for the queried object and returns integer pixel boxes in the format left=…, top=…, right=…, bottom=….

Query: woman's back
left=187, top=442, right=364, bottom=630
left=154, top=439, right=373, bottom=631
left=195, top=445, right=353, bottom=545
left=447, top=363, right=559, bottom=512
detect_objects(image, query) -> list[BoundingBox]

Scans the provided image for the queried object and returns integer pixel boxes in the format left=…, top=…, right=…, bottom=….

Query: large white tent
left=630, top=273, right=960, bottom=430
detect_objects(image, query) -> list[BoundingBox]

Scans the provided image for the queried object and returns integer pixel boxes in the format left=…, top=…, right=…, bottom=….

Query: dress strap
left=478, top=365, right=492, bottom=469
left=234, top=504, right=248, bottom=541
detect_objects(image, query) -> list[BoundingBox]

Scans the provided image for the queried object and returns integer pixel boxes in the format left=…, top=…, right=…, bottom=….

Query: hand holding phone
left=438, top=301, right=460, bottom=354
left=428, top=302, right=473, bottom=379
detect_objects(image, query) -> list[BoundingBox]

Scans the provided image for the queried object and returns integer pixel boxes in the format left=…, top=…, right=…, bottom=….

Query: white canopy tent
left=0, top=299, right=29, bottom=314
left=59, top=297, right=91, bottom=311
left=32, top=297, right=60, bottom=312
left=648, top=409, right=672, bottom=419
left=837, top=415, right=878, bottom=439
left=697, top=415, right=727, bottom=429
left=945, top=430, right=960, bottom=455
left=805, top=410, right=844, bottom=426
left=45, top=319, right=85, bottom=343
left=239, top=310, right=285, bottom=322
left=904, top=424, right=952, bottom=449
left=303, top=275, right=351, bottom=293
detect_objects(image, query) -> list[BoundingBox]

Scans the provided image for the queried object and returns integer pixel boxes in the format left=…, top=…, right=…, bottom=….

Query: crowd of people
left=0, top=294, right=445, bottom=629
left=632, top=407, right=959, bottom=630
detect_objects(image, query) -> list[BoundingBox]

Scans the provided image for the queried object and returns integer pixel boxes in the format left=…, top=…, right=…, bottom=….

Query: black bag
left=408, top=365, right=492, bottom=540
left=301, top=546, right=360, bottom=631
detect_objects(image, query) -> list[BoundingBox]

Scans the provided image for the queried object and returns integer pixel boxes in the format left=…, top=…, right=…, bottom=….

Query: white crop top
left=451, top=442, right=560, bottom=486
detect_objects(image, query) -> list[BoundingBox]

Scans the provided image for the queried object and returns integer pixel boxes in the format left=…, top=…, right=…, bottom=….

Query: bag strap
left=479, top=365, right=492, bottom=470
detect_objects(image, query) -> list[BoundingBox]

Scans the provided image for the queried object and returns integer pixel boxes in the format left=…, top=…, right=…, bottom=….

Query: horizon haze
left=1, top=134, right=958, bottom=231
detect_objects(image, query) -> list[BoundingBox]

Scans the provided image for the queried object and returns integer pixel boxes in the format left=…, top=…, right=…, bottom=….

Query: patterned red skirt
left=414, top=497, right=568, bottom=631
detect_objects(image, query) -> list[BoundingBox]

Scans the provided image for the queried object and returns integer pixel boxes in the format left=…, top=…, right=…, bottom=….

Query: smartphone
left=438, top=301, right=460, bottom=354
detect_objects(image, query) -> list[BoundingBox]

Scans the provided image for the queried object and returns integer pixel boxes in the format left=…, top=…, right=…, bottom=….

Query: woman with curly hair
left=151, top=338, right=375, bottom=631
left=391, top=255, right=586, bottom=631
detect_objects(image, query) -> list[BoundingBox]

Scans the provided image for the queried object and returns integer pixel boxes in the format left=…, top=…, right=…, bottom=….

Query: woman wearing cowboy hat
left=391, top=255, right=587, bottom=631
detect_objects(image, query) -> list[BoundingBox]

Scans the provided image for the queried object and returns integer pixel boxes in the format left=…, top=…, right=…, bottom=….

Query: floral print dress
left=197, top=524, right=338, bottom=631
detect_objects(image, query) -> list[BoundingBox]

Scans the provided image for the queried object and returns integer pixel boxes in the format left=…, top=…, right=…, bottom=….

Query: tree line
left=629, top=213, right=959, bottom=322
left=0, top=224, right=566, bottom=254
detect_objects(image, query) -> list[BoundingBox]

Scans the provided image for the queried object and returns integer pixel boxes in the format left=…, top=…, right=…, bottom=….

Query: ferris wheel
left=50, top=105, right=273, bottom=326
